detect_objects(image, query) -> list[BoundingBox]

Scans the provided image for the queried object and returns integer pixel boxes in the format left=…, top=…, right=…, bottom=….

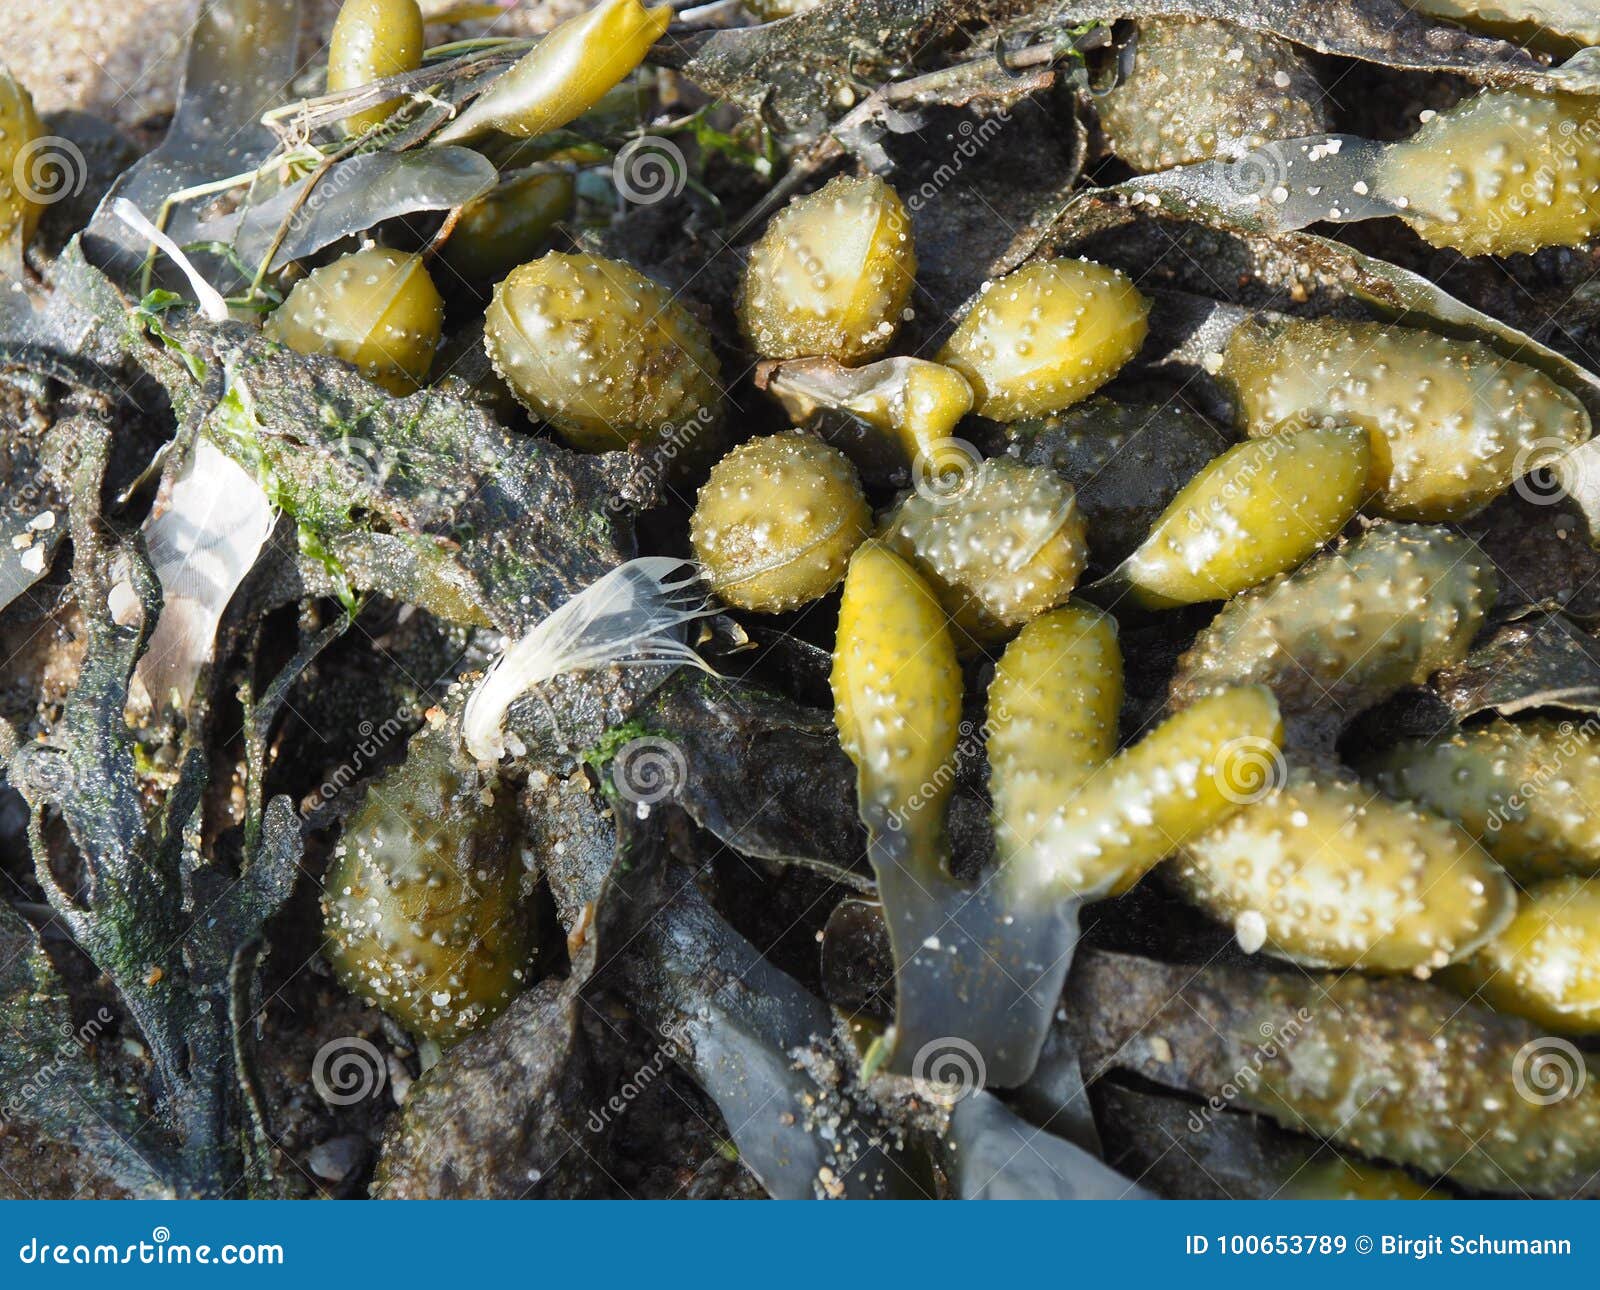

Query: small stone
left=308, top=1135, right=366, bottom=1183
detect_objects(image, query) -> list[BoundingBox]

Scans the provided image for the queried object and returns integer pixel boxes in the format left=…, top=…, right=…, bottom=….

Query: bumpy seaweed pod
left=1096, top=18, right=1330, bottom=172
left=439, top=171, right=575, bottom=287
left=1380, top=87, right=1600, bottom=256
left=1221, top=316, right=1591, bottom=520
left=1003, top=398, right=1231, bottom=568
left=434, top=0, right=671, bottom=144
left=1170, top=523, right=1496, bottom=733
left=881, top=456, right=1088, bottom=650
left=1452, top=876, right=1600, bottom=1033
left=831, top=541, right=961, bottom=857
left=1365, top=717, right=1600, bottom=881
left=690, top=433, right=870, bottom=613
left=989, top=608, right=1283, bottom=903
left=265, top=246, right=443, bottom=395
left=327, top=0, right=425, bottom=136
left=0, top=67, right=45, bottom=256
left=1111, top=426, right=1369, bottom=609
left=1175, top=768, right=1516, bottom=972
left=323, top=726, right=533, bottom=1044
left=484, top=252, right=722, bottom=452
left=738, top=174, right=916, bottom=365
left=937, top=260, right=1150, bottom=422
left=1078, top=956, right=1600, bottom=1195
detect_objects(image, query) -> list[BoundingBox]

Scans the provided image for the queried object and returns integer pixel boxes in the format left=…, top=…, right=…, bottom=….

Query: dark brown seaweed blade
left=0, top=242, right=154, bottom=403
left=667, top=0, right=986, bottom=138
left=5, top=420, right=304, bottom=1197
left=622, top=872, right=928, bottom=1199
left=1432, top=610, right=1600, bottom=718
left=640, top=672, right=873, bottom=888
left=111, top=305, right=643, bottom=640
left=372, top=978, right=612, bottom=1199
left=1094, top=1083, right=1446, bottom=1199
left=531, top=764, right=927, bottom=1198
left=0, top=897, right=175, bottom=1196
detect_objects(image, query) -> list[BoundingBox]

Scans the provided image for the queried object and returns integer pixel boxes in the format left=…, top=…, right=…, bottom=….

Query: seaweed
left=17, top=0, right=1600, bottom=1203
left=1432, top=610, right=1600, bottom=718
left=82, top=0, right=302, bottom=282
left=1069, top=949, right=1600, bottom=1197
left=5, top=421, right=303, bottom=1196
left=1008, top=0, right=1600, bottom=93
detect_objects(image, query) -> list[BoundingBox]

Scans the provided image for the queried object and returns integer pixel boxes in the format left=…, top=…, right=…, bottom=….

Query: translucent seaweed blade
left=1120, top=135, right=1402, bottom=237
left=943, top=1091, right=1151, bottom=1200
left=462, top=557, right=715, bottom=761
left=224, top=148, right=498, bottom=274
left=870, top=855, right=1082, bottom=1089
left=84, top=0, right=301, bottom=280
left=132, top=436, right=276, bottom=710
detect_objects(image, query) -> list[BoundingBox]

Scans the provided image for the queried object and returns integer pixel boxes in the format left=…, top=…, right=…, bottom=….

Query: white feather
left=462, top=557, right=715, bottom=761
left=125, top=437, right=276, bottom=709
